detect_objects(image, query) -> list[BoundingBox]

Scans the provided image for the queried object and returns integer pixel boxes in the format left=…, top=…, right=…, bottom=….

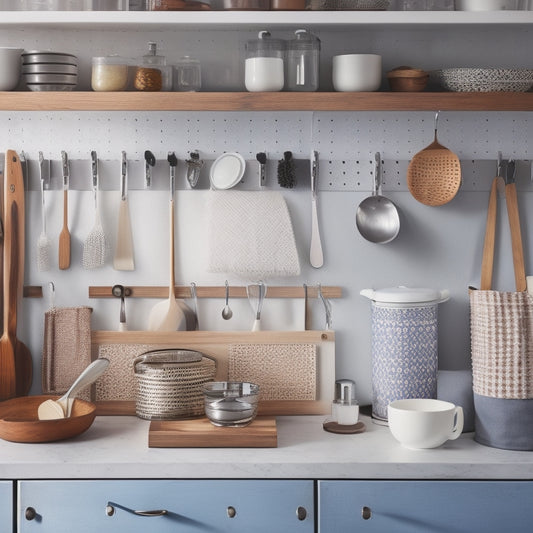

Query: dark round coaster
left=323, top=421, right=366, bottom=435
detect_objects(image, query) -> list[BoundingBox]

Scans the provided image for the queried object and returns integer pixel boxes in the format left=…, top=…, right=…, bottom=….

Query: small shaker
left=333, top=379, right=359, bottom=425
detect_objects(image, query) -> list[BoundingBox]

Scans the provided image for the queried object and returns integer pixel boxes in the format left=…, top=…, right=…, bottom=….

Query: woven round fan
left=407, top=113, right=461, bottom=207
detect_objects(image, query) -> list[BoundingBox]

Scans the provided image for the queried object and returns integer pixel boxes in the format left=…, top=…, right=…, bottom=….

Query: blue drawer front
left=19, top=480, right=314, bottom=533
left=319, top=480, right=533, bottom=533
left=1, top=481, right=13, bottom=533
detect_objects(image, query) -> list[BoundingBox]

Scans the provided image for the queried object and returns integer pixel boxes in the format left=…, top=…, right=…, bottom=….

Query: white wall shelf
left=0, top=10, right=533, bottom=31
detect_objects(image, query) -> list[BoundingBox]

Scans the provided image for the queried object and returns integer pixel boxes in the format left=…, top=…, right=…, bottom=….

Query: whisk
left=36, top=151, right=51, bottom=272
left=82, top=151, right=106, bottom=269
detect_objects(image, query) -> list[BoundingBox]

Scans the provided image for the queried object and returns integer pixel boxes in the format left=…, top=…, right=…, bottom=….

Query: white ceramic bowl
left=0, top=47, right=23, bottom=91
left=332, top=54, right=382, bottom=92
left=388, top=398, right=464, bottom=449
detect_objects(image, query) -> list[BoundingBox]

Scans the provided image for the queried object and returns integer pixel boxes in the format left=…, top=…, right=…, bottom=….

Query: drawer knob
left=296, top=506, right=307, bottom=521
left=362, top=506, right=372, bottom=520
left=227, top=506, right=237, bottom=518
left=25, top=507, right=37, bottom=521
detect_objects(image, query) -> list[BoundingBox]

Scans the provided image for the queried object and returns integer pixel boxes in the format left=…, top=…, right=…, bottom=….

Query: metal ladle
left=355, top=152, right=400, bottom=244
left=222, top=280, right=233, bottom=320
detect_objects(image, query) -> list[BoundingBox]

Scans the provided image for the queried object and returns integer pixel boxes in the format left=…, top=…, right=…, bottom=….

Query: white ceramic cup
left=0, top=47, right=23, bottom=91
left=332, top=54, right=382, bottom=92
left=388, top=398, right=464, bottom=449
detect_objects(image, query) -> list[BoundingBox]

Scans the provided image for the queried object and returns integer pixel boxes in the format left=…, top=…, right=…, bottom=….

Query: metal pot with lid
left=361, top=286, right=450, bottom=422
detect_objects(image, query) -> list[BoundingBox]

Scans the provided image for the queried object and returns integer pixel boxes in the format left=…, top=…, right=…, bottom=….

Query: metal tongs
left=318, top=284, right=332, bottom=330
left=185, top=150, right=204, bottom=188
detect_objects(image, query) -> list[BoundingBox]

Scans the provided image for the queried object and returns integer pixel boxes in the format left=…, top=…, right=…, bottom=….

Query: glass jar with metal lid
left=245, top=30, right=285, bottom=92
left=286, top=29, right=320, bottom=92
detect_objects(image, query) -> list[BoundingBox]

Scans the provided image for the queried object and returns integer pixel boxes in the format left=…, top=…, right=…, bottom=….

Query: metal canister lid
left=360, top=286, right=450, bottom=304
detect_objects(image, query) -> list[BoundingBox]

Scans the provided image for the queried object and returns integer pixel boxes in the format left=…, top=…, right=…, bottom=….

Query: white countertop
left=1, top=414, right=533, bottom=481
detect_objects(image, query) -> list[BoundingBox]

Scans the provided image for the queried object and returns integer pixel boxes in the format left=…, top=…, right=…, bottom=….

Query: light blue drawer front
left=19, top=479, right=314, bottom=533
left=319, top=480, right=533, bottom=533
left=0, top=481, right=13, bottom=533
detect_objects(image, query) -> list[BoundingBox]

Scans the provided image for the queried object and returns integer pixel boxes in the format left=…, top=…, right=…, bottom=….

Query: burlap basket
left=470, top=175, right=533, bottom=450
left=133, top=349, right=216, bottom=420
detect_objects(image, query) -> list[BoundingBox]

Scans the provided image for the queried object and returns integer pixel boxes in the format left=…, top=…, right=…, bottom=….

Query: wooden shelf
left=2, top=91, right=533, bottom=112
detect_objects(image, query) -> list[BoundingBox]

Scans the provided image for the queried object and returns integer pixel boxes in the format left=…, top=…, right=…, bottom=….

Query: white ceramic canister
left=245, top=30, right=285, bottom=92
left=360, top=286, right=450, bottom=422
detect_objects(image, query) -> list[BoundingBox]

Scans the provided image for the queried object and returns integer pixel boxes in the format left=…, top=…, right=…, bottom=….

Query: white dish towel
left=207, top=190, right=300, bottom=280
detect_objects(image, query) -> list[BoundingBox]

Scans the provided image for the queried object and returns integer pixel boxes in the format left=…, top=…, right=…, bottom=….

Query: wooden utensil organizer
left=92, top=330, right=335, bottom=417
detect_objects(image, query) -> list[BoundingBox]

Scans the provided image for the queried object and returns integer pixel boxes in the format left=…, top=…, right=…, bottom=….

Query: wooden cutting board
left=148, top=416, right=277, bottom=448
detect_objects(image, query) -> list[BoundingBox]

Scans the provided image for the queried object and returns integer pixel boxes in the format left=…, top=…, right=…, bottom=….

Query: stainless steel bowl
left=22, top=63, right=78, bottom=75
left=22, top=51, right=78, bottom=65
left=23, top=73, right=78, bottom=84
left=203, top=381, right=260, bottom=427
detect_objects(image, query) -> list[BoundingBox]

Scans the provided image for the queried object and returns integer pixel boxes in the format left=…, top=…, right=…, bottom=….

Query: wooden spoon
left=38, top=358, right=109, bottom=420
left=58, top=150, right=71, bottom=270
left=148, top=153, right=187, bottom=331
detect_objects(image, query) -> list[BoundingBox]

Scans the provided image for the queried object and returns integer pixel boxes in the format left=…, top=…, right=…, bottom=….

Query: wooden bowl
left=387, top=67, right=429, bottom=92
left=0, top=395, right=96, bottom=443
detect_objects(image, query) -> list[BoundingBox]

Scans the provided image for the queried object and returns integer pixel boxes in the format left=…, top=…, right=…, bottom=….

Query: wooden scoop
left=148, top=153, right=187, bottom=331
left=38, top=358, right=109, bottom=420
left=407, top=111, right=461, bottom=206
left=0, top=151, right=32, bottom=401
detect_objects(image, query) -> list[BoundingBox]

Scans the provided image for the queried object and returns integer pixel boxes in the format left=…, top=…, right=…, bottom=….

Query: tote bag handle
left=480, top=177, right=526, bottom=292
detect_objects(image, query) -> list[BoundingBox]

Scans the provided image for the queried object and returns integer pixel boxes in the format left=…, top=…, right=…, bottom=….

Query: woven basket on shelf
left=133, top=349, right=216, bottom=420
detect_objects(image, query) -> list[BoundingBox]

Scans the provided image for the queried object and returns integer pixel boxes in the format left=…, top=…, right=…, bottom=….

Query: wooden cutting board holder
left=91, top=330, right=335, bottom=417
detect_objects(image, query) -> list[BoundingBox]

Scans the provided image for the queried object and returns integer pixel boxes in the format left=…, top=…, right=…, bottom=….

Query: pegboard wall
left=2, top=110, right=532, bottom=193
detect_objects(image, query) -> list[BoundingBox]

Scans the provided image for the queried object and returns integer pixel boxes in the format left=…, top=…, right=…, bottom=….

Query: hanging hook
left=373, top=152, right=382, bottom=197
left=433, top=110, right=441, bottom=139
left=48, top=281, right=55, bottom=310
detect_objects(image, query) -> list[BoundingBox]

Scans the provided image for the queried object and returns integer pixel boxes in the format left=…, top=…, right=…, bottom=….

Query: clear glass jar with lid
left=174, top=56, right=201, bottom=92
left=286, top=29, right=320, bottom=92
left=245, top=30, right=285, bottom=92
left=91, top=56, right=128, bottom=92
left=134, top=41, right=173, bottom=92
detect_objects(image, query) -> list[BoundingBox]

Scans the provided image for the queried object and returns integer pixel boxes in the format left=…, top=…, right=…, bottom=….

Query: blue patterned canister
left=361, top=287, right=449, bottom=422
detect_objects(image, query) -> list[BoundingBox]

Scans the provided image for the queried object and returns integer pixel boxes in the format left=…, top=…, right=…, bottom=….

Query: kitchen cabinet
left=18, top=479, right=314, bottom=533
left=0, top=481, right=13, bottom=533
left=318, top=480, right=533, bottom=532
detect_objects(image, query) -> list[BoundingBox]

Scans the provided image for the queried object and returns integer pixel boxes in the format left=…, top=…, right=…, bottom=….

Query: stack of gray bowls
left=21, top=51, right=78, bottom=91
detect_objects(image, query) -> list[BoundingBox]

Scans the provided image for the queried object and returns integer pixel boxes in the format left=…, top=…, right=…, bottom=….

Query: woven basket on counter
left=133, top=349, right=216, bottom=420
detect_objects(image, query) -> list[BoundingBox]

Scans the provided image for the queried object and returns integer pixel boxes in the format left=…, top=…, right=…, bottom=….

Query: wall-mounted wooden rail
left=88, top=285, right=342, bottom=299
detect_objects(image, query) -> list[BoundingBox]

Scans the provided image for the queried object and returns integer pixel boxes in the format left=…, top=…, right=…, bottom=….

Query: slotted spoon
left=407, top=111, right=461, bottom=206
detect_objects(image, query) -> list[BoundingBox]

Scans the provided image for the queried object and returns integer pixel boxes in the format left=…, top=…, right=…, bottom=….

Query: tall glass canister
left=286, top=29, right=320, bottom=92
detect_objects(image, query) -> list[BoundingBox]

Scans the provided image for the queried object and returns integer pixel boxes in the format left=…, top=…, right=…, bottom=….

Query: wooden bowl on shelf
left=387, top=66, right=429, bottom=92
left=0, top=395, right=96, bottom=443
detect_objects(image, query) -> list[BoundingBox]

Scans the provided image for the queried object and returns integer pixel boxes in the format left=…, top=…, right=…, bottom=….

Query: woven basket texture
left=134, top=351, right=216, bottom=420
left=470, top=290, right=533, bottom=399
left=407, top=148, right=461, bottom=206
